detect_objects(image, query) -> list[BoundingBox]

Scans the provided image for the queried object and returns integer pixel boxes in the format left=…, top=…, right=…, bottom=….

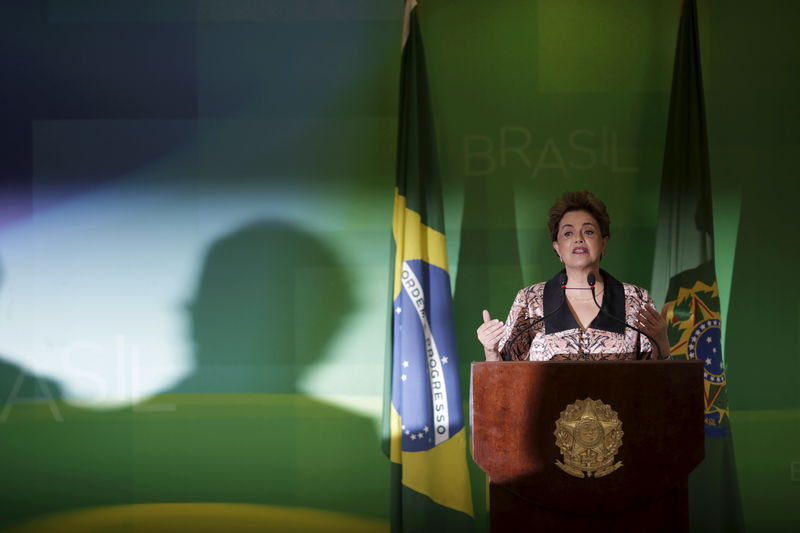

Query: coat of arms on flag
left=663, top=265, right=729, bottom=437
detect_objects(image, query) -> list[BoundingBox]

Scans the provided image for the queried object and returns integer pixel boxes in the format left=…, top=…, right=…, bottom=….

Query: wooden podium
left=470, top=361, right=704, bottom=532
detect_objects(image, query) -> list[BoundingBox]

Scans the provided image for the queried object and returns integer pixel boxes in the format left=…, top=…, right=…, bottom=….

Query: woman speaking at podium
left=477, top=191, right=670, bottom=362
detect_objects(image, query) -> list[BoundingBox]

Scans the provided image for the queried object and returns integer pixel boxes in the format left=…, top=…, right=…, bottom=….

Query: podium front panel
left=470, top=360, right=703, bottom=515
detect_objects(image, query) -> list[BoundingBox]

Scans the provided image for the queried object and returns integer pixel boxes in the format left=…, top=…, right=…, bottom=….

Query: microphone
left=587, top=273, right=663, bottom=360
left=501, top=273, right=567, bottom=361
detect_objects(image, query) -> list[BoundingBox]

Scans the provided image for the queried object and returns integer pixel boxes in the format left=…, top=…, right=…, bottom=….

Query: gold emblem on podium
left=554, top=398, right=623, bottom=478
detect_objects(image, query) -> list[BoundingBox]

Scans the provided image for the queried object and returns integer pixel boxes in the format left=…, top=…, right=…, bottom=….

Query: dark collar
left=543, top=269, right=626, bottom=335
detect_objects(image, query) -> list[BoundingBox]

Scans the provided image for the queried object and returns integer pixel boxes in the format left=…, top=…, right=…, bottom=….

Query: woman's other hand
left=636, top=304, right=671, bottom=359
left=477, top=310, right=505, bottom=361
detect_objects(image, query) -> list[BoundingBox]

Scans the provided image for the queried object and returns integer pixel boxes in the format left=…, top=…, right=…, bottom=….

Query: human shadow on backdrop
left=0, top=221, right=387, bottom=529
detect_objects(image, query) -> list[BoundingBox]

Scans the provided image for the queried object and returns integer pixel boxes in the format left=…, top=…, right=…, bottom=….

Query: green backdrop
left=0, top=1, right=797, bottom=531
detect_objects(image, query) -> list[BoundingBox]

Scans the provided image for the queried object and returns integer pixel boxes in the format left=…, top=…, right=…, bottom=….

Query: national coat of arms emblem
left=554, top=398, right=623, bottom=478
left=664, top=277, right=730, bottom=436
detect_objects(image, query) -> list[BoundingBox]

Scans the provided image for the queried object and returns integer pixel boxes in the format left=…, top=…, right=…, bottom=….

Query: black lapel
left=589, top=269, right=626, bottom=334
left=543, top=269, right=576, bottom=334
left=543, top=269, right=626, bottom=335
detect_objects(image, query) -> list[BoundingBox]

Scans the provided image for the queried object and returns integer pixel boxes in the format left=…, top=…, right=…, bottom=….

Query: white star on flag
left=402, top=361, right=409, bottom=368
left=706, top=337, right=712, bottom=343
left=417, top=433, right=423, bottom=439
left=442, top=356, right=449, bottom=364
left=423, top=426, right=429, bottom=433
left=410, top=434, right=416, bottom=440
left=706, top=358, right=712, bottom=365
left=401, top=374, right=407, bottom=382
left=395, top=307, right=402, bottom=314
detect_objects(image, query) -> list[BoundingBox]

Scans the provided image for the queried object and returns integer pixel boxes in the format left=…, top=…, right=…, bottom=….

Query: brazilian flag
left=382, top=1, right=474, bottom=531
left=651, top=1, right=744, bottom=531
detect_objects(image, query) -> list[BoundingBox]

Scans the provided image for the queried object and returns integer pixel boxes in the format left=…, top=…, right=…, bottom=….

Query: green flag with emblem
left=650, top=1, right=744, bottom=531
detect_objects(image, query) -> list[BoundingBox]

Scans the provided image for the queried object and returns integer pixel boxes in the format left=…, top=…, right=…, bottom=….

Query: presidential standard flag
left=383, top=1, right=473, bottom=531
left=651, top=1, right=744, bottom=531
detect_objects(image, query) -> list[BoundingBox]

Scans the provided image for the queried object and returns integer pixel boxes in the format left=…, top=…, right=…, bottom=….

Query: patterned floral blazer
left=498, top=270, right=661, bottom=361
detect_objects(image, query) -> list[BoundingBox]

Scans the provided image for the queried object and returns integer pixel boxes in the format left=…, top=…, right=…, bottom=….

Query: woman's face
left=552, top=210, right=608, bottom=270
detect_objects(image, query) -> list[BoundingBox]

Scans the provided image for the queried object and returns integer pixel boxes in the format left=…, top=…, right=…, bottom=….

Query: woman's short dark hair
left=547, top=190, right=610, bottom=242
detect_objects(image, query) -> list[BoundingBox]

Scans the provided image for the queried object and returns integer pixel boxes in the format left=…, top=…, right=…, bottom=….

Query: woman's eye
left=585, top=230, right=594, bottom=235
left=563, top=231, right=572, bottom=237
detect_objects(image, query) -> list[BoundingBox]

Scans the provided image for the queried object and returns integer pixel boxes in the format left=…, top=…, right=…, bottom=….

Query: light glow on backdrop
left=0, top=161, right=387, bottom=413
left=0, top=1, right=797, bottom=530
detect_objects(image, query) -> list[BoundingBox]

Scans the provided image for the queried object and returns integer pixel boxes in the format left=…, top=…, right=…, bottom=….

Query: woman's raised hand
left=635, top=303, right=671, bottom=359
left=476, top=310, right=505, bottom=361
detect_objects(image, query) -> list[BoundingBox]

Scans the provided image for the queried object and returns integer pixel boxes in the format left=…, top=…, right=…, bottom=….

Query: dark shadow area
left=0, top=0, right=197, bottom=227
left=452, top=172, right=525, bottom=531
left=0, top=221, right=387, bottom=529
left=174, top=220, right=352, bottom=394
